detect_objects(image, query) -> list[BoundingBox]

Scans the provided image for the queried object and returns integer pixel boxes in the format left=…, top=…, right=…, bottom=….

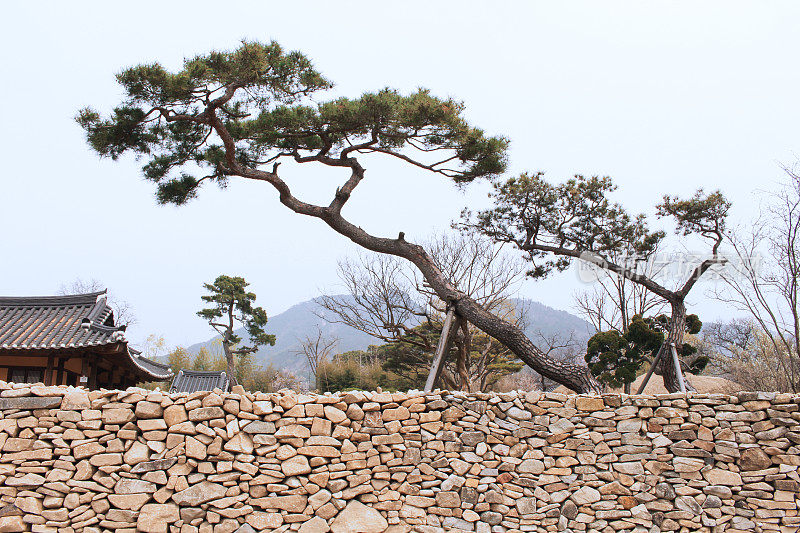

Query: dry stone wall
left=0, top=383, right=798, bottom=533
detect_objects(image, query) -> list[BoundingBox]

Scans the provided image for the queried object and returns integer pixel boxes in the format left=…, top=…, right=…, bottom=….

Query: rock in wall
left=0, top=383, right=798, bottom=532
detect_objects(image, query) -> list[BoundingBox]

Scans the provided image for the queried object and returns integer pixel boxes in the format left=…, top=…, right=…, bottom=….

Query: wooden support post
left=635, top=347, right=663, bottom=395
left=88, top=356, right=99, bottom=390
left=670, top=343, right=687, bottom=393
left=45, top=355, right=54, bottom=386
left=424, top=307, right=457, bottom=392
left=80, top=357, right=89, bottom=387
left=55, top=358, right=65, bottom=386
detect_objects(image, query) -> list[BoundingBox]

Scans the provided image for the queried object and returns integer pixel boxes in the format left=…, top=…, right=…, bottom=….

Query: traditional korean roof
left=0, top=291, right=172, bottom=381
left=127, top=347, right=174, bottom=381
left=169, top=370, right=230, bottom=394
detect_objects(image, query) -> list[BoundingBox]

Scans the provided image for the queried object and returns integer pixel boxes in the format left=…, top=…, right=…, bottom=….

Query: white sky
left=2, top=2, right=799, bottom=348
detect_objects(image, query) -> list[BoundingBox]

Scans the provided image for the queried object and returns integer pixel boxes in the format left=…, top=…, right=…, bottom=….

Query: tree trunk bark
left=656, top=300, right=694, bottom=393
left=222, top=338, right=238, bottom=388
left=321, top=215, right=605, bottom=393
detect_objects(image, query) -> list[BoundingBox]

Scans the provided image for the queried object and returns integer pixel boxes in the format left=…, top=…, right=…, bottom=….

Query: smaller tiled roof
left=169, top=370, right=230, bottom=394
left=128, top=347, right=173, bottom=381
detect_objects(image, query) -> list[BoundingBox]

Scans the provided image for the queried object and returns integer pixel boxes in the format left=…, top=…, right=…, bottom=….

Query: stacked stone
left=0, top=382, right=798, bottom=533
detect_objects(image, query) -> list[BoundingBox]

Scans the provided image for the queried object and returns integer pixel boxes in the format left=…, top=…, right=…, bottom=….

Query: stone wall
left=0, top=384, right=798, bottom=533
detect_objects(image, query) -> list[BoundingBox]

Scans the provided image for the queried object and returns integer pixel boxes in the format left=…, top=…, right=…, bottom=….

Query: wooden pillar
left=80, top=357, right=90, bottom=388
left=88, top=356, right=99, bottom=390
left=55, top=358, right=65, bottom=386
left=45, top=355, right=54, bottom=386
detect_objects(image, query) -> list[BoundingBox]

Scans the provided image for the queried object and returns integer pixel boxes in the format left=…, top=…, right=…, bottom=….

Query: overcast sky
left=2, top=2, right=799, bottom=348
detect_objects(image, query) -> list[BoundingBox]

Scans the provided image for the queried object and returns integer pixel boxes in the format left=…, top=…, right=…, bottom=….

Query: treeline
left=164, top=342, right=298, bottom=393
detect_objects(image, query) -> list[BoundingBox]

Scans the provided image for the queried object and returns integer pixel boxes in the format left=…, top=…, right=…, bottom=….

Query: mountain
left=187, top=297, right=381, bottom=379
left=186, top=296, right=594, bottom=378
left=514, top=298, right=594, bottom=354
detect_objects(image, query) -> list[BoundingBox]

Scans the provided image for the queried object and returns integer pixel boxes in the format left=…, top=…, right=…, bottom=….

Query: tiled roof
left=170, top=370, right=230, bottom=394
left=128, top=347, right=174, bottom=381
left=0, top=291, right=124, bottom=350
left=0, top=291, right=172, bottom=381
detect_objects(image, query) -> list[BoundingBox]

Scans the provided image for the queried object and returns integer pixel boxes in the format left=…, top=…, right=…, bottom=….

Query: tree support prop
left=636, top=342, right=688, bottom=394
left=670, top=342, right=687, bottom=393
left=424, top=307, right=457, bottom=392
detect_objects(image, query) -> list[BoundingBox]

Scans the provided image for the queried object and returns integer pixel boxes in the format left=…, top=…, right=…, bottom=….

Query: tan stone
left=136, top=401, right=164, bottom=419
left=102, top=408, right=134, bottom=424
left=188, top=406, right=224, bottom=422
left=137, top=503, right=180, bottom=533
left=575, top=397, right=605, bottom=411
left=297, top=445, right=340, bottom=458
left=73, top=441, right=104, bottom=459
left=108, top=494, right=151, bottom=511
left=123, top=440, right=150, bottom=465
left=186, top=436, right=207, bottom=460
left=382, top=407, right=410, bottom=421
left=0, top=516, right=25, bottom=533
left=246, top=512, right=283, bottom=529
left=116, top=478, right=157, bottom=494
left=89, top=452, right=123, bottom=466
left=330, top=500, right=388, bottom=533
left=223, top=432, right=253, bottom=454
left=299, top=516, right=331, bottom=533
left=2, top=438, right=33, bottom=452
left=324, top=405, right=348, bottom=423
left=571, top=486, right=601, bottom=505
left=172, top=481, right=228, bottom=506
left=163, top=404, right=188, bottom=426
left=739, top=447, right=772, bottom=471
left=61, top=390, right=90, bottom=410
left=276, top=424, right=311, bottom=439
left=281, top=455, right=312, bottom=476
left=251, top=495, right=308, bottom=513
left=703, top=468, right=742, bottom=486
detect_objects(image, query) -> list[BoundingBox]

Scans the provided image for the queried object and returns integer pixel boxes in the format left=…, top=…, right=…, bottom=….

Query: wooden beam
left=424, top=307, right=457, bottom=392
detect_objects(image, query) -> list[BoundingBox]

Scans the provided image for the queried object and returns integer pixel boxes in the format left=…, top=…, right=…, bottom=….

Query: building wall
left=0, top=384, right=797, bottom=532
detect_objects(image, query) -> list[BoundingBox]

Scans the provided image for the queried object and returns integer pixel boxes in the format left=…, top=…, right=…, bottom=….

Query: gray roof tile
left=169, top=370, right=230, bottom=394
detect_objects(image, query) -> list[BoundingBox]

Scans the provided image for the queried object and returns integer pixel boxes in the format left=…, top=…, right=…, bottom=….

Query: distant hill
left=187, top=297, right=381, bottom=380
left=186, top=296, right=594, bottom=380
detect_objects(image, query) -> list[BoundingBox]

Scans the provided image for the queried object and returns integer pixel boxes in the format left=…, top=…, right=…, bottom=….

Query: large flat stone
left=131, top=457, right=177, bottom=473
left=172, top=481, right=227, bottom=506
left=0, top=397, right=61, bottom=410
left=330, top=501, right=387, bottom=533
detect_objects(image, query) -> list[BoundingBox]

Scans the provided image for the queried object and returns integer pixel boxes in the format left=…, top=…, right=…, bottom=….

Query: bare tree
left=294, top=327, right=339, bottom=390
left=319, top=233, right=527, bottom=391
left=711, top=165, right=800, bottom=392
left=58, top=278, right=136, bottom=328
left=573, top=246, right=668, bottom=334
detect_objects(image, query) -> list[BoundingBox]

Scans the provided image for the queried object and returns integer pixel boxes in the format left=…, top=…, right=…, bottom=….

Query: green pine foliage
left=77, top=40, right=508, bottom=206
left=585, top=314, right=706, bottom=388
left=197, top=275, right=276, bottom=352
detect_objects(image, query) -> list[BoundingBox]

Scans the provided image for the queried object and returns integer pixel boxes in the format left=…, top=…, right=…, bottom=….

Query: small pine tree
left=197, top=275, right=276, bottom=387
